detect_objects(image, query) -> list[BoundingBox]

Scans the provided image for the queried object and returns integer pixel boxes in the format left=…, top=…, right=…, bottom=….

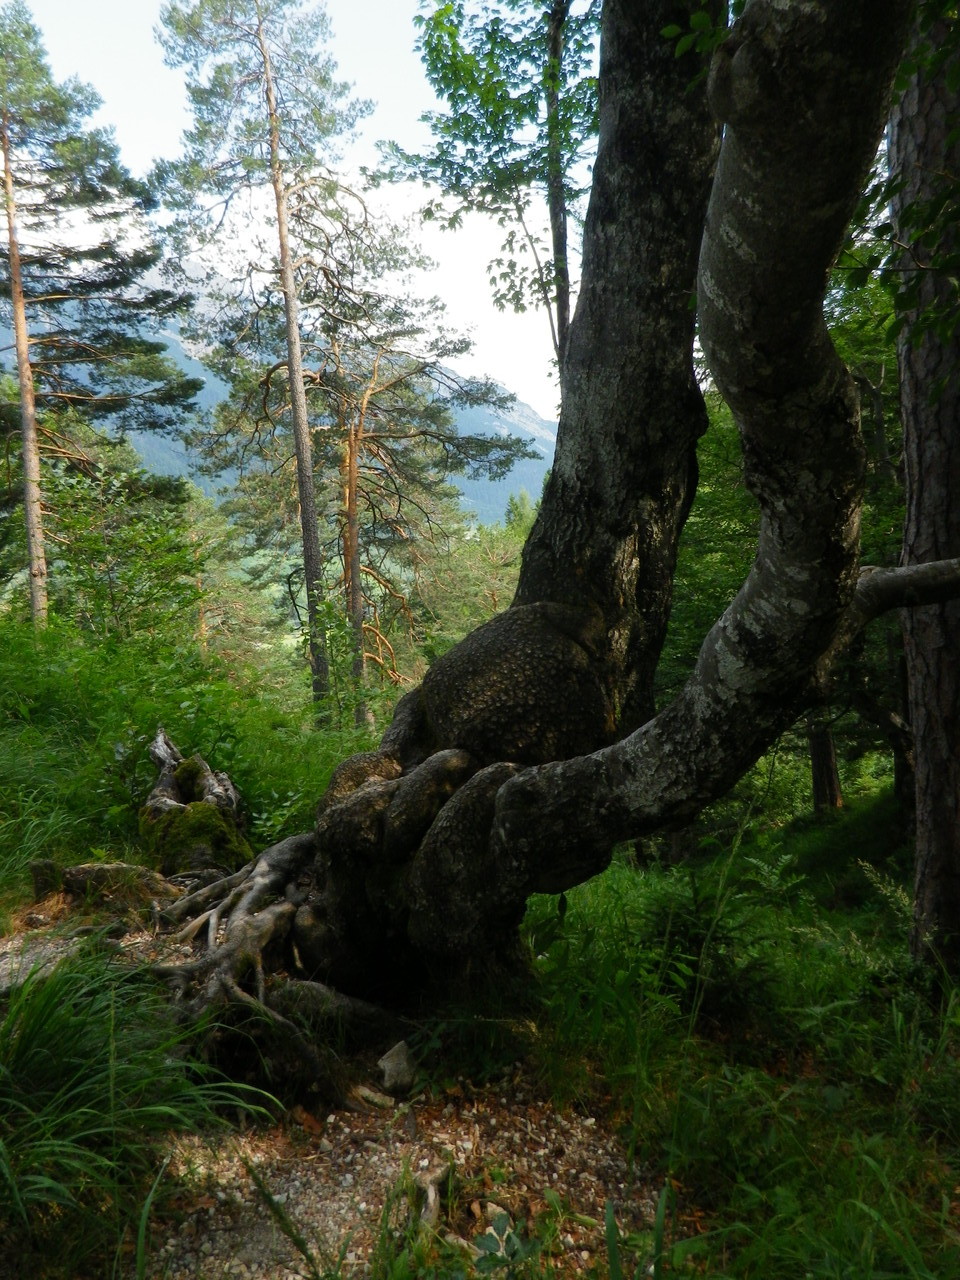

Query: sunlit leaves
left=383, top=0, right=599, bottom=337
left=45, top=462, right=202, bottom=642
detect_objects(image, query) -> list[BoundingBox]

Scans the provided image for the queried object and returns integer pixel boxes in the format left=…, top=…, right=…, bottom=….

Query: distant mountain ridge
left=443, top=394, right=557, bottom=524
left=126, top=363, right=557, bottom=525
left=1, top=319, right=557, bottom=522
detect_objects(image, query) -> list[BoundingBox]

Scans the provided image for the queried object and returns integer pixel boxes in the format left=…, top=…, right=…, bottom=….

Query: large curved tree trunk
left=891, top=18, right=960, bottom=972
left=490, top=0, right=914, bottom=884
left=155, top=0, right=960, bottom=1042
left=516, top=0, right=721, bottom=733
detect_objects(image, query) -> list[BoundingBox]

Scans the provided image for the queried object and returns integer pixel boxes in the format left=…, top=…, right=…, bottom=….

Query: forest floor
left=138, top=1067, right=658, bottom=1280
left=0, top=906, right=663, bottom=1280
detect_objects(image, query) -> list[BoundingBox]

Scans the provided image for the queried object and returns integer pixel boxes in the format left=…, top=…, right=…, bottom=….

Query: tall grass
left=0, top=940, right=268, bottom=1277
left=522, top=808, right=960, bottom=1279
left=0, top=615, right=376, bottom=888
left=0, top=794, right=80, bottom=897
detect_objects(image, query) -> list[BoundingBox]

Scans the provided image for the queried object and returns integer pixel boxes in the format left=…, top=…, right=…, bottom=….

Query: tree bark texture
left=158, top=0, right=960, bottom=1022
left=489, top=0, right=915, bottom=895
left=890, top=18, right=960, bottom=970
left=514, top=0, right=722, bottom=733
left=2, top=109, right=48, bottom=624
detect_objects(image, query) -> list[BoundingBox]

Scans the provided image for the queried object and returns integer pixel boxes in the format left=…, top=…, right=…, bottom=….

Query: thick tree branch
left=852, top=558, right=960, bottom=623
left=816, top=557, right=960, bottom=674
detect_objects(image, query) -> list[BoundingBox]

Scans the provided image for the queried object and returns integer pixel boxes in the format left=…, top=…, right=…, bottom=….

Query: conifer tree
left=189, top=195, right=531, bottom=713
left=157, top=0, right=365, bottom=712
left=0, top=0, right=200, bottom=623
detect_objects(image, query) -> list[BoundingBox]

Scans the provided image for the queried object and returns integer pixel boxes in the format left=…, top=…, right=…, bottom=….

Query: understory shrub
left=524, top=815, right=960, bottom=1279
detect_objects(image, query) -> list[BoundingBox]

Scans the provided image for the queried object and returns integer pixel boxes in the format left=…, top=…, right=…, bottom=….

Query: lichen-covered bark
left=890, top=19, right=960, bottom=971
left=514, top=0, right=721, bottom=732
left=488, top=0, right=915, bottom=888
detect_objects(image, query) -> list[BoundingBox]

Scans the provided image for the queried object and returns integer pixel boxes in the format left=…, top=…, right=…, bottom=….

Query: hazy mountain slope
left=126, top=374, right=557, bottom=523
left=2, top=321, right=556, bottom=521
left=124, top=340, right=227, bottom=497
left=447, top=397, right=556, bottom=523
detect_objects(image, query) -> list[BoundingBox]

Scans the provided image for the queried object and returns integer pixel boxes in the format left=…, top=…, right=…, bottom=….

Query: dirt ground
left=142, top=1067, right=660, bottom=1279
left=1, top=911, right=663, bottom=1280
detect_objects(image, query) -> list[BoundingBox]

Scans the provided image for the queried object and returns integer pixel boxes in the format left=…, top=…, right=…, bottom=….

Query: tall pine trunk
left=257, top=6, right=330, bottom=715
left=341, top=419, right=369, bottom=727
left=2, top=109, right=47, bottom=624
left=891, top=21, right=960, bottom=971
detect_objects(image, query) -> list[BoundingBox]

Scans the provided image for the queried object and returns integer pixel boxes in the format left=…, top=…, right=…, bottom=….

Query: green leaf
left=675, top=32, right=698, bottom=57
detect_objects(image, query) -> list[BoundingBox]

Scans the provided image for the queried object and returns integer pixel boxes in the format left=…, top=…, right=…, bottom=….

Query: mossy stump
left=140, top=730, right=252, bottom=876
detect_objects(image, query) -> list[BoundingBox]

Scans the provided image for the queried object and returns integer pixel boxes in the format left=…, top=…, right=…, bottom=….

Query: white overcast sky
left=21, top=0, right=561, bottom=419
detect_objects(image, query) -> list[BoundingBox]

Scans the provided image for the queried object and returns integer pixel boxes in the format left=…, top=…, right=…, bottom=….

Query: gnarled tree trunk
left=516, top=0, right=721, bottom=733
left=154, top=0, right=960, bottom=1046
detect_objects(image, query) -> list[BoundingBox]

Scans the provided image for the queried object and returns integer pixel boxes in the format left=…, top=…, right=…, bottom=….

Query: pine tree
left=189, top=197, right=531, bottom=714
left=157, top=0, right=365, bottom=712
left=0, top=0, right=200, bottom=623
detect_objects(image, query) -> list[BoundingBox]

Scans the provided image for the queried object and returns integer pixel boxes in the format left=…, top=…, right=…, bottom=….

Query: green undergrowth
left=0, top=615, right=376, bottom=913
left=2, top=617, right=957, bottom=1277
left=0, top=937, right=270, bottom=1277
left=351, top=795, right=959, bottom=1280
left=516, top=801, right=960, bottom=1278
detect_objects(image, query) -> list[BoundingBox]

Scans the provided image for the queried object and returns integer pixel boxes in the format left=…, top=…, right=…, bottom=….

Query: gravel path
left=141, top=1068, right=659, bottom=1279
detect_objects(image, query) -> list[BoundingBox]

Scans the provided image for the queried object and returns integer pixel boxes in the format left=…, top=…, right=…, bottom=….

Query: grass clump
left=0, top=939, right=268, bottom=1277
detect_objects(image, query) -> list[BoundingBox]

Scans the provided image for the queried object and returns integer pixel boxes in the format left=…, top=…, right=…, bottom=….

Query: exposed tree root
left=161, top=832, right=316, bottom=939
left=145, top=808, right=426, bottom=1097
left=125, top=1, right=960, bottom=1084
left=138, top=605, right=613, bottom=1089
left=142, top=562, right=960, bottom=1093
